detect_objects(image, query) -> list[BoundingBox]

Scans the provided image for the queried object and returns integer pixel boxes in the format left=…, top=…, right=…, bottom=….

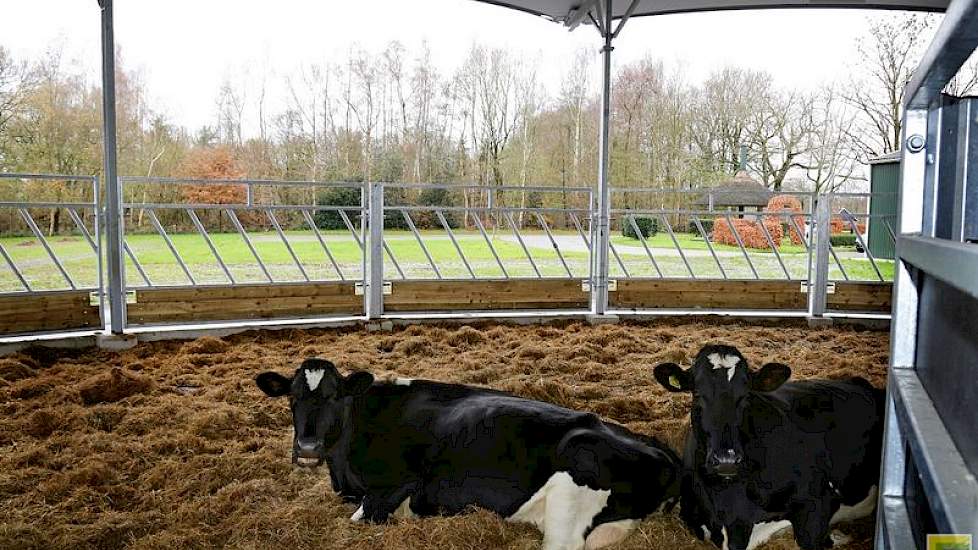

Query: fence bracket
left=90, top=290, right=137, bottom=306
left=582, top=279, right=617, bottom=293
left=356, top=281, right=391, bottom=296
left=800, top=281, right=835, bottom=294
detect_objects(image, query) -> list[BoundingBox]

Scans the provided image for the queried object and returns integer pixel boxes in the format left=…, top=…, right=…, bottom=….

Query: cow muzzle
left=294, top=439, right=324, bottom=468
left=708, top=449, right=743, bottom=478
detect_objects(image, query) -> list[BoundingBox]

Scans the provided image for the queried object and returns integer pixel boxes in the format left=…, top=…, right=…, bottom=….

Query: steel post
left=366, top=182, right=384, bottom=318
left=810, top=195, right=831, bottom=317
left=590, top=0, right=613, bottom=315
left=99, top=0, right=126, bottom=333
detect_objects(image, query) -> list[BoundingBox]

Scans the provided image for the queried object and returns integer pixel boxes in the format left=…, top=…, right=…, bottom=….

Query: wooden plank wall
left=611, top=279, right=809, bottom=310
left=0, top=291, right=101, bottom=335
left=827, top=282, right=893, bottom=313
left=127, top=282, right=363, bottom=325
left=384, top=279, right=589, bottom=312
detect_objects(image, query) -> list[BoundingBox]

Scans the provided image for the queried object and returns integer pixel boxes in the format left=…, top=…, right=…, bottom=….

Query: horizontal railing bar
left=120, top=176, right=365, bottom=188
left=0, top=173, right=97, bottom=182
left=900, top=235, right=978, bottom=300
left=386, top=206, right=591, bottom=214
left=121, top=203, right=365, bottom=211
left=611, top=209, right=814, bottom=217
left=383, top=182, right=593, bottom=193
left=611, top=188, right=816, bottom=196
left=0, top=202, right=96, bottom=208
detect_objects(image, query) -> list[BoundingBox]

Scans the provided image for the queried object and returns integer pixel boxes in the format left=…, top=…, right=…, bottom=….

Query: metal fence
left=0, top=174, right=897, bottom=334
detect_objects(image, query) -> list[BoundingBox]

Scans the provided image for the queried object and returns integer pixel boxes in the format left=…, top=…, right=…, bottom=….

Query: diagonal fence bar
left=0, top=242, right=31, bottom=292
left=123, top=239, right=153, bottom=287
left=186, top=208, right=235, bottom=284
left=18, top=209, right=76, bottom=289
left=505, top=211, right=541, bottom=277
left=66, top=208, right=98, bottom=254
left=266, top=209, right=310, bottom=282
left=535, top=212, right=573, bottom=278
left=757, top=214, right=791, bottom=279
left=692, top=215, right=727, bottom=279
left=228, top=209, right=274, bottom=283
left=401, top=210, right=442, bottom=279
left=471, top=213, right=509, bottom=278
left=147, top=209, right=196, bottom=285
left=660, top=214, right=695, bottom=278
left=301, top=210, right=345, bottom=281
left=724, top=212, right=760, bottom=279
left=627, top=215, right=663, bottom=278
left=842, top=209, right=884, bottom=281
left=437, top=210, right=475, bottom=279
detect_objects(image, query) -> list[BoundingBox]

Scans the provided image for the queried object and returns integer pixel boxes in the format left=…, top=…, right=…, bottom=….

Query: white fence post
left=810, top=194, right=831, bottom=317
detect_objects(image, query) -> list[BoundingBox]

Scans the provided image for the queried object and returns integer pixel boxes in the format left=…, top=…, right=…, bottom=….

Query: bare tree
left=800, top=88, right=864, bottom=194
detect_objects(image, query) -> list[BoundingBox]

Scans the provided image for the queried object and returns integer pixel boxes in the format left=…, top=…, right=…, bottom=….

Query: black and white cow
left=256, top=358, right=680, bottom=550
left=653, top=344, right=883, bottom=550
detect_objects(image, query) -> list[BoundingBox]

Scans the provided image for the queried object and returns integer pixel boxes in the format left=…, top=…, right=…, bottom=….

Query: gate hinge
left=355, top=282, right=392, bottom=296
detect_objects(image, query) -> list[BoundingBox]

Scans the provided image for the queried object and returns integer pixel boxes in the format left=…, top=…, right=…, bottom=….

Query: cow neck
left=328, top=394, right=358, bottom=456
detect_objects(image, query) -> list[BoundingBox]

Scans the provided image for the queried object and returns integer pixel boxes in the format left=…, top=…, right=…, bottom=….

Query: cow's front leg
left=721, top=519, right=754, bottom=550
left=352, top=484, right=417, bottom=523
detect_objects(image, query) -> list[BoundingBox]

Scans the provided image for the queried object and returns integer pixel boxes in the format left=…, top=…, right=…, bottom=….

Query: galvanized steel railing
left=0, top=173, right=103, bottom=300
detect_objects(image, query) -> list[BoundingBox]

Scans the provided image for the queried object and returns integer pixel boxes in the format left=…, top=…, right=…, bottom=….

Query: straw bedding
left=0, top=319, right=889, bottom=549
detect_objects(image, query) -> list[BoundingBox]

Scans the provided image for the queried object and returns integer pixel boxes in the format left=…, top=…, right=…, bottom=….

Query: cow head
left=255, top=358, right=373, bottom=467
left=653, top=345, right=790, bottom=479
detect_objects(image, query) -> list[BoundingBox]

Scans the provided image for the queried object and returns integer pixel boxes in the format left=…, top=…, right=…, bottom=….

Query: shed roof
left=694, top=171, right=773, bottom=206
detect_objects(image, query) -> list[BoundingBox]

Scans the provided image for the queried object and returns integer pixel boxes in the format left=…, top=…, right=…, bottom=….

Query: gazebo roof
left=695, top=171, right=773, bottom=207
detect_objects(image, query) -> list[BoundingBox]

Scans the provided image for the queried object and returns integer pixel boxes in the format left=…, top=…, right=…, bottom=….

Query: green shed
left=868, top=151, right=900, bottom=260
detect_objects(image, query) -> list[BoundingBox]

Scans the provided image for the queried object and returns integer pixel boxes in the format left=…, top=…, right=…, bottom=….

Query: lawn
left=0, top=229, right=893, bottom=292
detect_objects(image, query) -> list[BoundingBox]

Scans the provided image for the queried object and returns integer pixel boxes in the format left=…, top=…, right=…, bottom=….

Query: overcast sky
left=3, top=1, right=928, bottom=133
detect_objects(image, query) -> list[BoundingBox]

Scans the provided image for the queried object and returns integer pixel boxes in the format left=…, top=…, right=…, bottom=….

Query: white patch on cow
left=746, top=520, right=792, bottom=550
left=708, top=353, right=740, bottom=382
left=394, top=378, right=413, bottom=386
left=830, top=485, right=877, bottom=524
left=392, top=497, right=415, bottom=519
left=508, top=471, right=611, bottom=550
left=584, top=519, right=637, bottom=549
left=701, top=525, right=712, bottom=540
left=305, top=369, right=326, bottom=391
left=721, top=526, right=729, bottom=550
left=830, top=530, right=853, bottom=546
left=350, top=504, right=364, bottom=522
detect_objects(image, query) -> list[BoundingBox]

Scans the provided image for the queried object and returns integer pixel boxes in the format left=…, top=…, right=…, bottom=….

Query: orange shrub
left=830, top=216, right=847, bottom=234
left=765, top=195, right=806, bottom=245
left=713, top=216, right=783, bottom=249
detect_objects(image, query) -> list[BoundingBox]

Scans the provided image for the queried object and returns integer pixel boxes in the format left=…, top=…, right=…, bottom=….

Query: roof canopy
left=695, top=171, right=773, bottom=207
left=475, top=0, right=948, bottom=22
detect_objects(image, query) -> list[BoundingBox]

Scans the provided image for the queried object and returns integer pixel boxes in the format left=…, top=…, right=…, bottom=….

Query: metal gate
left=876, top=0, right=978, bottom=547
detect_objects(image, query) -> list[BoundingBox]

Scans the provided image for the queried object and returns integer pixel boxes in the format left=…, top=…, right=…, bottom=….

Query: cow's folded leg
left=789, top=499, right=835, bottom=550
left=356, top=484, right=418, bottom=523
left=723, top=520, right=753, bottom=550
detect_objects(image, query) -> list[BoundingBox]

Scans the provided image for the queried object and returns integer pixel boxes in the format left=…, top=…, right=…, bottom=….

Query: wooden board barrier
left=827, top=281, right=893, bottom=313
left=384, top=279, right=589, bottom=312
left=0, top=291, right=101, bottom=335
left=126, top=282, right=363, bottom=326
left=610, top=279, right=809, bottom=310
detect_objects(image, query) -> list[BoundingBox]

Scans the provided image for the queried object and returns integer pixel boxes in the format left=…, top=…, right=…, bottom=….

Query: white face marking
left=584, top=519, right=637, bottom=549
left=508, top=471, right=611, bottom=550
left=708, top=353, right=740, bottom=382
left=394, top=378, right=413, bottom=386
left=305, top=369, right=325, bottom=391
left=350, top=504, right=364, bottom=522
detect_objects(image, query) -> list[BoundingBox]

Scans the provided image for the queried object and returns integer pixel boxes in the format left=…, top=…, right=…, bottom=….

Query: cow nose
left=710, top=449, right=742, bottom=478
left=296, top=439, right=322, bottom=459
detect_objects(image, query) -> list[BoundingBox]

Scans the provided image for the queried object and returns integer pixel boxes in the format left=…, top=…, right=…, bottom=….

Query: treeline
left=0, top=13, right=973, bottom=235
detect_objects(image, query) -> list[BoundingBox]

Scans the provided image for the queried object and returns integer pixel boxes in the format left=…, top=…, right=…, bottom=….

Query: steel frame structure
left=875, top=0, right=978, bottom=547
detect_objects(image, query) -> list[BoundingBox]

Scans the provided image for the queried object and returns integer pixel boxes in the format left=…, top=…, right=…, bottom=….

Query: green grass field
left=0, top=229, right=893, bottom=292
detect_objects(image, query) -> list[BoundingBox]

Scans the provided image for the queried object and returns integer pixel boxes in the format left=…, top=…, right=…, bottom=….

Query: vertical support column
left=810, top=195, right=831, bottom=317
left=874, top=109, right=929, bottom=550
left=99, top=0, right=126, bottom=333
left=590, top=0, right=614, bottom=317
left=366, top=181, right=384, bottom=319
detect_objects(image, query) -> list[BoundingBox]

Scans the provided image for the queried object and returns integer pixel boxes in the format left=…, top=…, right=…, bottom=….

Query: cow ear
left=750, top=363, right=791, bottom=392
left=654, top=363, right=693, bottom=393
left=343, top=371, right=374, bottom=396
left=256, top=372, right=292, bottom=397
